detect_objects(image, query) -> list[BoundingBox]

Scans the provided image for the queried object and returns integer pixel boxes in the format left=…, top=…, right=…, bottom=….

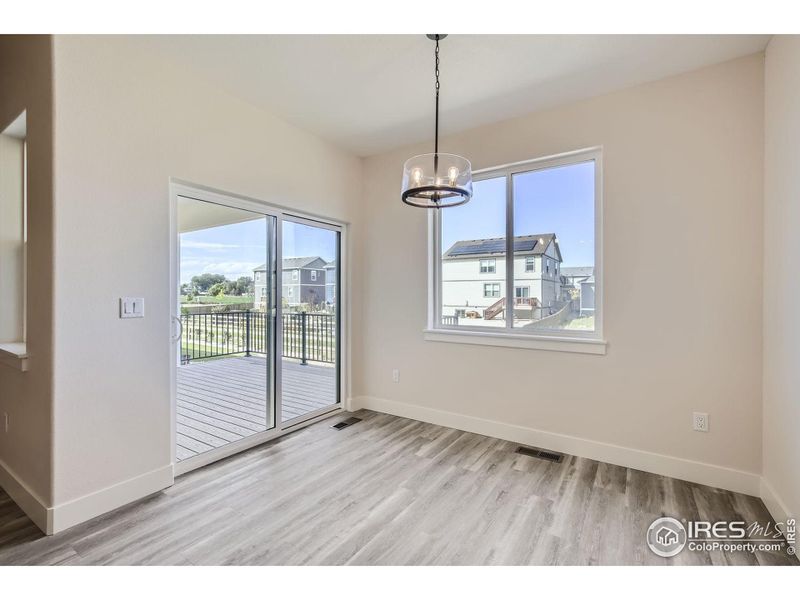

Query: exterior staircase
left=484, top=297, right=506, bottom=320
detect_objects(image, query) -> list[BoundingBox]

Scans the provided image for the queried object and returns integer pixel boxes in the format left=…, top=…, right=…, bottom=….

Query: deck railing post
left=301, top=312, right=308, bottom=365
left=245, top=310, right=252, bottom=357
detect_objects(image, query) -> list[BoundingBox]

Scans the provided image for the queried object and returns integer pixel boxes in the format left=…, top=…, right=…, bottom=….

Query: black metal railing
left=180, top=310, right=336, bottom=364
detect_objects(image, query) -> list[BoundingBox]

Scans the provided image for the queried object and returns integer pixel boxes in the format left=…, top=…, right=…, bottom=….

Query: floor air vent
left=331, top=417, right=362, bottom=430
left=515, top=446, right=564, bottom=463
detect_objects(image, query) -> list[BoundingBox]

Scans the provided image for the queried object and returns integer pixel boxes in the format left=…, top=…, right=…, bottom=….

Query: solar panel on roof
left=450, top=239, right=505, bottom=255
left=513, top=239, right=537, bottom=251
left=446, top=235, right=548, bottom=256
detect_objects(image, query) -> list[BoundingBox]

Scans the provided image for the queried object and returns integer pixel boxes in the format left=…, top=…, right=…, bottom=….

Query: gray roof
left=253, top=257, right=326, bottom=272
left=443, top=234, right=560, bottom=261
left=562, top=266, right=594, bottom=278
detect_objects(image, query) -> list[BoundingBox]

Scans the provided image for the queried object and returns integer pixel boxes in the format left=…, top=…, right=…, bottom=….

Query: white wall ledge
left=423, top=328, right=607, bottom=355
left=0, top=342, right=29, bottom=371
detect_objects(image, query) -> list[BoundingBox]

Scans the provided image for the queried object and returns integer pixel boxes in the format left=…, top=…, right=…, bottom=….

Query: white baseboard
left=0, top=456, right=50, bottom=533
left=353, top=396, right=762, bottom=497
left=760, top=477, right=794, bottom=524
left=49, top=464, right=174, bottom=534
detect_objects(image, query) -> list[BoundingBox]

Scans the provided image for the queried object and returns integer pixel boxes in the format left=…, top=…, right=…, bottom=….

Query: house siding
left=441, top=250, right=562, bottom=318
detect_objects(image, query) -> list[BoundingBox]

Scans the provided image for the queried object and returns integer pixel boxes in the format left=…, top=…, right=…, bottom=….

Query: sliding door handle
left=171, top=315, right=183, bottom=342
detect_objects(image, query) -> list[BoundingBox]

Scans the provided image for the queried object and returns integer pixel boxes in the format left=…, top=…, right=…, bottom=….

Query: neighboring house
left=253, top=256, right=328, bottom=308
left=561, top=266, right=594, bottom=290
left=324, top=260, right=337, bottom=304
left=441, top=234, right=563, bottom=321
left=580, top=276, right=595, bottom=316
left=253, top=265, right=270, bottom=309
left=561, top=266, right=595, bottom=317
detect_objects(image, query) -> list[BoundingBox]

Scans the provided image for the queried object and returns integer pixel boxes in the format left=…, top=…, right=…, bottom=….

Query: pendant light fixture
left=401, top=34, right=473, bottom=208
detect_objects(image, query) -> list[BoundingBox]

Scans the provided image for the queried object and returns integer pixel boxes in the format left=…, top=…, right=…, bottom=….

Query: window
left=0, top=111, right=26, bottom=353
left=292, top=270, right=298, bottom=281
left=432, top=148, right=602, bottom=351
left=310, top=270, right=317, bottom=281
left=483, top=283, right=501, bottom=298
left=525, top=256, right=535, bottom=272
left=288, top=287, right=293, bottom=298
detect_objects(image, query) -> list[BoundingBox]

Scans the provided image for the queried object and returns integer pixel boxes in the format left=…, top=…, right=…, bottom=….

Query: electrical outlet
left=693, top=412, right=709, bottom=432
left=392, top=369, right=400, bottom=383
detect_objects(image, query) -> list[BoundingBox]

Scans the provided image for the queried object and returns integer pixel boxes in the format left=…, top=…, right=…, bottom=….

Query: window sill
left=423, top=329, right=607, bottom=355
left=0, top=342, right=29, bottom=372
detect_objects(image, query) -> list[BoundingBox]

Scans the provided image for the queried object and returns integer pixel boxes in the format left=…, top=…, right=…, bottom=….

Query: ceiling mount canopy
left=401, top=34, right=473, bottom=209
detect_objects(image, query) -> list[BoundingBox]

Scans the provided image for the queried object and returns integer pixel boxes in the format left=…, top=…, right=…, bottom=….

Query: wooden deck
left=176, top=356, right=336, bottom=461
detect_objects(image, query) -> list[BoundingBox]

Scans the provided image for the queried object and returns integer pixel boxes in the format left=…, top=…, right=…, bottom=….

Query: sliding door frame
left=279, top=214, right=343, bottom=428
left=169, top=180, right=349, bottom=476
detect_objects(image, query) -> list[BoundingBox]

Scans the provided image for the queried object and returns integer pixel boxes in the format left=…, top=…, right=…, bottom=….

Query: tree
left=208, top=282, right=226, bottom=297
left=191, top=273, right=226, bottom=293
left=235, top=276, right=254, bottom=296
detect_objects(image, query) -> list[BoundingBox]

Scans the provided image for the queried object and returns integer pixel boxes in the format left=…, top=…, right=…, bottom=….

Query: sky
left=441, top=160, right=595, bottom=268
left=180, top=219, right=337, bottom=285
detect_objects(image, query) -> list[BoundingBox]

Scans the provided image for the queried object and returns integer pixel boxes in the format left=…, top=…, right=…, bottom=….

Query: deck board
left=176, top=356, right=336, bottom=461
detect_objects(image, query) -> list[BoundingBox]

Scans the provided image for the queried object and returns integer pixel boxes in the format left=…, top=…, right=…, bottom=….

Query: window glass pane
left=0, top=128, right=26, bottom=343
left=441, top=176, right=506, bottom=328
left=512, top=160, right=595, bottom=331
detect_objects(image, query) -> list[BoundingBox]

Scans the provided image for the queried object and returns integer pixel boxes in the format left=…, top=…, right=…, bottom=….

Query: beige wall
left=51, top=36, right=362, bottom=508
left=0, top=36, right=55, bottom=515
left=763, top=36, right=800, bottom=521
left=355, top=54, right=765, bottom=480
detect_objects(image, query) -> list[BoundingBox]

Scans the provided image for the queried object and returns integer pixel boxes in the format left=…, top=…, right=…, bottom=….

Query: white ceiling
left=141, top=35, right=769, bottom=157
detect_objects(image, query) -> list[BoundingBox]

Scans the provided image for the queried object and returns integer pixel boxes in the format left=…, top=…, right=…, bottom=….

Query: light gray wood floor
left=177, top=356, right=336, bottom=461
left=0, top=410, right=796, bottom=565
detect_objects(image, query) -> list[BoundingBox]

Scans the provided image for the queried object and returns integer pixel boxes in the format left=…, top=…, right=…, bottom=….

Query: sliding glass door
left=279, top=217, right=341, bottom=424
left=176, top=196, right=276, bottom=463
left=172, top=188, right=344, bottom=472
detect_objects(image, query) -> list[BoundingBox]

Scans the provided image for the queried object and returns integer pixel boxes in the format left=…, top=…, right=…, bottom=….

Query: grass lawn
left=564, top=315, right=595, bottom=330
left=181, top=294, right=254, bottom=305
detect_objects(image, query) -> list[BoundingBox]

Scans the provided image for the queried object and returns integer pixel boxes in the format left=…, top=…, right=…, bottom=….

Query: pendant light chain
left=433, top=37, right=441, bottom=203
left=434, top=37, right=440, bottom=157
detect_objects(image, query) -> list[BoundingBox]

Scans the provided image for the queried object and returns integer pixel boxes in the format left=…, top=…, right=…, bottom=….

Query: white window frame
left=311, top=269, right=317, bottom=281
left=479, top=258, right=496, bottom=274
left=292, top=270, right=299, bottom=281
left=426, top=147, right=605, bottom=355
left=514, top=286, right=530, bottom=299
left=483, top=282, right=501, bottom=298
left=525, top=256, right=535, bottom=272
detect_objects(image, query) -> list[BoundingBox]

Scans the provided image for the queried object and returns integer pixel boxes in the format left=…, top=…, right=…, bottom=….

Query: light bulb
left=447, top=166, right=459, bottom=185
left=411, top=168, right=423, bottom=185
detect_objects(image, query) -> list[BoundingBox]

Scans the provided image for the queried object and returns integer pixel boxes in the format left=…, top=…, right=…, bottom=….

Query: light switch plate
left=120, top=297, right=145, bottom=319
